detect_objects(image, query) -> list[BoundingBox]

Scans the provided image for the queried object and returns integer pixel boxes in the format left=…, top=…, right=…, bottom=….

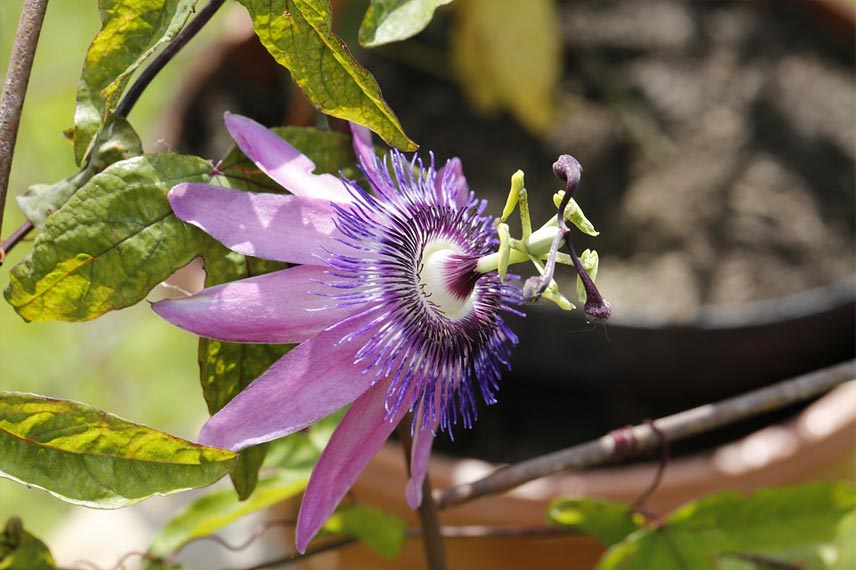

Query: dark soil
left=367, top=0, right=856, bottom=324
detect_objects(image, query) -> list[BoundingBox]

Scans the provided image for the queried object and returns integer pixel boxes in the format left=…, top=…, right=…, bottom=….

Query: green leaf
left=148, top=471, right=308, bottom=558
left=325, top=505, right=407, bottom=559
left=0, top=517, right=55, bottom=570
left=16, top=170, right=95, bottom=229
left=0, top=392, right=236, bottom=508
left=147, top=468, right=308, bottom=558
left=451, top=0, right=560, bottom=133
left=88, top=115, right=145, bottom=173
left=831, top=509, right=856, bottom=570
left=5, top=153, right=212, bottom=322
left=18, top=116, right=143, bottom=227
left=74, top=0, right=197, bottom=164
left=144, top=414, right=342, bottom=564
left=238, top=0, right=416, bottom=150
left=359, top=0, right=453, bottom=48
left=146, top=433, right=323, bottom=563
left=549, top=497, right=643, bottom=547
left=598, top=483, right=856, bottom=570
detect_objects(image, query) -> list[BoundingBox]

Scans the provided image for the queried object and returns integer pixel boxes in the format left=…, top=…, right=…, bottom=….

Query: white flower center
left=418, top=240, right=475, bottom=322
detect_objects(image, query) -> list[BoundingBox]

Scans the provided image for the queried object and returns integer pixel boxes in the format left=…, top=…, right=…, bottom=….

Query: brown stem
left=0, top=0, right=49, bottom=240
left=398, top=421, right=448, bottom=570
left=216, top=536, right=357, bottom=570
left=435, top=359, right=855, bottom=509
left=629, top=420, right=669, bottom=518
left=407, top=524, right=579, bottom=540
left=0, top=219, right=34, bottom=264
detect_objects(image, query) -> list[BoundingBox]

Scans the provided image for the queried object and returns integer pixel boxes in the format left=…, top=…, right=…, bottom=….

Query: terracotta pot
left=292, top=379, right=855, bottom=569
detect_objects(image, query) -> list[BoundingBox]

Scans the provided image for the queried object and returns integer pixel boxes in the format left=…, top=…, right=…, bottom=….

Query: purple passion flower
left=153, top=113, right=522, bottom=551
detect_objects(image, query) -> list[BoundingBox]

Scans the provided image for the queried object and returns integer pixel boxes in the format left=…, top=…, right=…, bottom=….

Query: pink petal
left=197, top=314, right=379, bottom=451
left=152, top=265, right=358, bottom=344
left=224, top=113, right=351, bottom=203
left=349, top=122, right=386, bottom=191
left=295, top=377, right=409, bottom=553
left=170, top=183, right=350, bottom=265
left=405, top=412, right=439, bottom=509
left=437, top=157, right=470, bottom=208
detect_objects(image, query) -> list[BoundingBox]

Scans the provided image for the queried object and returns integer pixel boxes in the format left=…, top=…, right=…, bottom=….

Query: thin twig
left=216, top=536, right=357, bottom=570
left=407, top=524, right=579, bottom=540
left=0, top=219, right=33, bottom=264
left=436, top=359, right=855, bottom=509
left=727, top=552, right=802, bottom=569
left=216, top=526, right=575, bottom=570
left=115, top=0, right=226, bottom=119
left=398, top=421, right=448, bottom=570
left=168, top=518, right=298, bottom=561
left=0, top=0, right=49, bottom=239
left=629, top=420, right=669, bottom=519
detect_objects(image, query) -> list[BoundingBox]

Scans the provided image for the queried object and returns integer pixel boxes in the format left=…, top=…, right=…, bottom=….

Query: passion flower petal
left=169, top=183, right=349, bottom=265
left=295, top=377, right=410, bottom=553
left=224, top=112, right=352, bottom=203
left=152, top=265, right=358, bottom=344
left=198, top=313, right=381, bottom=451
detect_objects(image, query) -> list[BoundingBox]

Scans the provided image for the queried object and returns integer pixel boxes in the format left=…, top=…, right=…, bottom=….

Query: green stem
left=476, top=225, right=559, bottom=273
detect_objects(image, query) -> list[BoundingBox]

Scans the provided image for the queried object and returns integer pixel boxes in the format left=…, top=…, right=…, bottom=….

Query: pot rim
left=543, top=273, right=856, bottom=331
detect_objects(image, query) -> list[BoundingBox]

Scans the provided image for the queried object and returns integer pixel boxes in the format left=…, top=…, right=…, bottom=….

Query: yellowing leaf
left=5, top=154, right=213, bottom=322
left=451, top=0, right=561, bottom=133
left=0, top=392, right=236, bottom=509
left=239, top=0, right=416, bottom=150
left=74, top=0, right=197, bottom=165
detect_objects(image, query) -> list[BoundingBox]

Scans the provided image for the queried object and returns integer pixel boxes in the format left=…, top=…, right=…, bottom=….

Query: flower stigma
left=418, top=239, right=478, bottom=322
left=474, top=154, right=611, bottom=322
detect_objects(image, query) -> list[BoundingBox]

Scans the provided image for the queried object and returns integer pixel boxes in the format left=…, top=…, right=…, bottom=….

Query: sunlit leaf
left=549, top=497, right=643, bottom=547
left=359, top=0, right=453, bottom=48
left=238, top=0, right=416, bottom=150
left=0, top=518, right=55, bottom=570
left=0, top=392, right=236, bottom=508
left=5, top=153, right=212, bottom=322
left=325, top=505, right=407, bottom=559
left=74, top=0, right=197, bottom=164
left=451, top=0, right=560, bottom=133
left=598, top=483, right=856, bottom=570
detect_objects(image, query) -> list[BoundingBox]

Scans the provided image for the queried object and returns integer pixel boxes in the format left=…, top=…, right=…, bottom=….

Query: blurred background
left=1, top=0, right=854, bottom=566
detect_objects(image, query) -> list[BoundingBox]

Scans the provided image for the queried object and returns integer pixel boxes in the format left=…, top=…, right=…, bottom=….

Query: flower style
left=153, top=113, right=523, bottom=551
